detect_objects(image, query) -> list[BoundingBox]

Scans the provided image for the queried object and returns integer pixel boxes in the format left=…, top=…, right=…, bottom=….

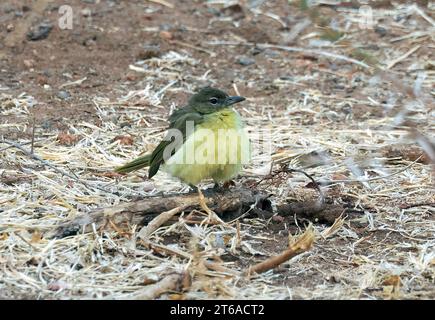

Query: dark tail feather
left=115, top=154, right=152, bottom=173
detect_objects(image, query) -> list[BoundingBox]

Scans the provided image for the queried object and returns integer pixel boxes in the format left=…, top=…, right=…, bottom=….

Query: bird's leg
left=197, top=188, right=224, bottom=224
left=197, top=188, right=213, bottom=219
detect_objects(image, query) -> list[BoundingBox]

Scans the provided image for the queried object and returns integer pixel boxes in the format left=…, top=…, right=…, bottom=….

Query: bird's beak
left=225, top=96, right=245, bottom=106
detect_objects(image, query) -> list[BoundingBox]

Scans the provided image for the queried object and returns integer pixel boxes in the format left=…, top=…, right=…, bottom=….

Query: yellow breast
left=163, top=108, right=250, bottom=185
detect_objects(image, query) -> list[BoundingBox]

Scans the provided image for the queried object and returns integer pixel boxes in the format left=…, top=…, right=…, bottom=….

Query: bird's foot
left=197, top=188, right=224, bottom=225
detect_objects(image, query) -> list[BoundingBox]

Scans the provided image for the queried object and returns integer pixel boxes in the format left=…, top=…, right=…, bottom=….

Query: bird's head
left=189, top=87, right=245, bottom=114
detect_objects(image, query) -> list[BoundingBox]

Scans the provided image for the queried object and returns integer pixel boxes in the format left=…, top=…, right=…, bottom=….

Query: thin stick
left=169, top=40, right=217, bottom=57
left=400, top=202, right=435, bottom=209
left=129, top=273, right=183, bottom=300
left=0, top=139, right=45, bottom=152
left=147, top=0, right=174, bottom=8
left=203, top=261, right=241, bottom=276
left=320, top=155, right=423, bottom=185
left=206, top=41, right=371, bottom=69
left=412, top=4, right=435, bottom=27
left=386, top=45, right=421, bottom=70
left=30, top=116, right=36, bottom=154
left=246, top=226, right=315, bottom=275
left=142, top=240, right=192, bottom=259
left=137, top=206, right=186, bottom=241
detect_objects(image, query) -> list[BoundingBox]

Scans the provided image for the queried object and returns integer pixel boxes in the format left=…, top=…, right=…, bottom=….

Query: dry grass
left=0, top=1, right=434, bottom=299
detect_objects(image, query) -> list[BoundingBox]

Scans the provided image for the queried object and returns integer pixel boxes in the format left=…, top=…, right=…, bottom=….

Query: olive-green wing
left=148, top=111, right=204, bottom=178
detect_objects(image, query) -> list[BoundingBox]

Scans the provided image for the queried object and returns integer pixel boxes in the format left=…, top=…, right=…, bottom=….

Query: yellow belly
left=163, top=108, right=250, bottom=185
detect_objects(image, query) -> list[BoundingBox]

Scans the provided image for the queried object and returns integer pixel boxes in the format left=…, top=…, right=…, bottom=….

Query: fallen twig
left=128, top=273, right=184, bottom=300
left=59, top=77, right=87, bottom=89
left=246, top=225, right=315, bottom=275
left=169, top=40, right=217, bottom=57
left=137, top=206, right=187, bottom=241
left=386, top=45, right=421, bottom=70
left=48, top=187, right=272, bottom=238
left=147, top=0, right=174, bottom=9
left=319, top=155, right=423, bottom=185
left=206, top=41, right=371, bottom=69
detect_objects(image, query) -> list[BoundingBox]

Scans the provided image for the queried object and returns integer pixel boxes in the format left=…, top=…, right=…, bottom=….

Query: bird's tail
left=115, top=154, right=152, bottom=173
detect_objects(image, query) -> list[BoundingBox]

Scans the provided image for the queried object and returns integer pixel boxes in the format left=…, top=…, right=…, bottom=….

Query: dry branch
left=246, top=226, right=315, bottom=275
left=48, top=187, right=272, bottom=238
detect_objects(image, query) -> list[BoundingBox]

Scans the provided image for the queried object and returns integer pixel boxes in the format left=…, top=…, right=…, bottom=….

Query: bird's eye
left=209, top=97, right=218, bottom=105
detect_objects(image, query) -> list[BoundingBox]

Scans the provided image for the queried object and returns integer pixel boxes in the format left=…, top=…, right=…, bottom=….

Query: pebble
left=375, top=26, right=387, bottom=37
left=57, top=90, right=71, bottom=100
left=81, top=8, right=92, bottom=17
left=236, top=56, right=255, bottom=66
left=41, top=120, right=52, bottom=130
left=263, top=49, right=280, bottom=58
left=23, top=59, right=35, bottom=68
left=27, top=22, right=53, bottom=41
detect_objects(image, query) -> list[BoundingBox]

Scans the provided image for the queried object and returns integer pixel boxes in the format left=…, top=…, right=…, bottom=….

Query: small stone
left=249, top=46, right=263, bottom=56
left=207, top=7, right=220, bottom=16
left=159, top=23, right=172, bottom=31
left=41, top=120, right=52, bottom=130
left=263, top=49, right=280, bottom=58
left=375, top=26, right=387, bottom=37
left=81, top=8, right=92, bottom=17
left=236, top=55, right=255, bottom=66
left=120, top=122, right=132, bottom=128
left=27, top=22, right=53, bottom=41
left=82, top=35, right=97, bottom=47
left=23, top=59, right=35, bottom=68
left=6, top=24, right=14, bottom=32
left=57, top=90, right=71, bottom=100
